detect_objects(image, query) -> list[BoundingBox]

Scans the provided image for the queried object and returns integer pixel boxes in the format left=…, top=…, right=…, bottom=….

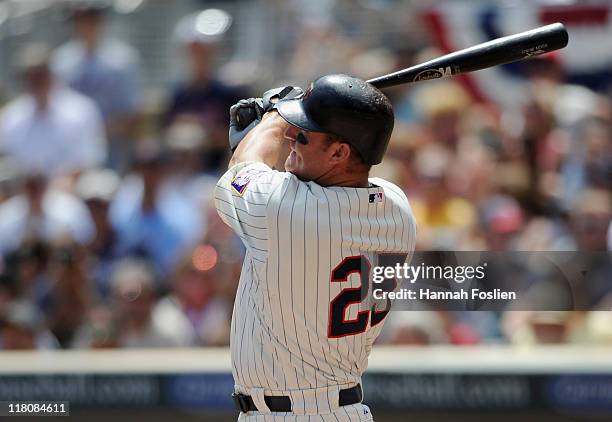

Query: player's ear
left=329, top=142, right=351, bottom=164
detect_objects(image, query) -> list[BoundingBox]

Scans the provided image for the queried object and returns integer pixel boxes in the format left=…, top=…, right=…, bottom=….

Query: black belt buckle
left=232, top=393, right=252, bottom=413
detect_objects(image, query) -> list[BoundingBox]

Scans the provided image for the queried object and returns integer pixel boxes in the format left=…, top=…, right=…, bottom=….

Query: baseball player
left=214, top=74, right=417, bottom=421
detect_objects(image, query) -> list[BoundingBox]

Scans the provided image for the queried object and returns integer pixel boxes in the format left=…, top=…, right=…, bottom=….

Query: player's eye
left=296, top=132, right=309, bottom=145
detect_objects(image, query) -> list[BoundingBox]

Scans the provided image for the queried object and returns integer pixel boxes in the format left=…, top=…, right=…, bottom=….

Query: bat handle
left=235, top=107, right=258, bottom=130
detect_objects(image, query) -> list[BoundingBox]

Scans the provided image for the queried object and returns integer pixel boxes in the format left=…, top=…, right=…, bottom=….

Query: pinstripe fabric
left=237, top=404, right=374, bottom=422
left=215, top=162, right=416, bottom=422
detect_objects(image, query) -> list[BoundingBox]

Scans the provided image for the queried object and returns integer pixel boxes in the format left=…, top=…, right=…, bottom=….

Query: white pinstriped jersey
left=215, top=162, right=416, bottom=418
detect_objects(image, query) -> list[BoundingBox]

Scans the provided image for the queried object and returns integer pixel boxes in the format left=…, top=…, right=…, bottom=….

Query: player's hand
left=229, top=98, right=265, bottom=151
left=228, top=86, right=303, bottom=152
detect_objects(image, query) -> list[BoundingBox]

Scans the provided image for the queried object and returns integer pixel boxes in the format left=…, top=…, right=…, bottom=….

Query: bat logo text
left=521, top=43, right=548, bottom=58
left=414, top=66, right=453, bottom=81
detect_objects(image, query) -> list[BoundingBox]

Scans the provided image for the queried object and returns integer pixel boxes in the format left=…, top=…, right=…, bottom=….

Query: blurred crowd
left=0, top=0, right=610, bottom=350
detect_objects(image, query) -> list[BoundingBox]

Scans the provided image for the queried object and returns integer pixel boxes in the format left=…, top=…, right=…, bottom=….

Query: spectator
left=44, top=241, right=93, bottom=348
left=52, top=0, right=142, bottom=171
left=163, top=120, right=218, bottom=212
left=0, top=242, right=52, bottom=309
left=74, top=259, right=182, bottom=348
left=112, top=259, right=181, bottom=347
left=559, top=115, right=611, bottom=211
left=569, top=189, right=611, bottom=251
left=504, top=311, right=573, bottom=345
left=75, top=168, right=121, bottom=299
left=0, top=173, right=94, bottom=254
left=153, top=252, right=231, bottom=346
left=288, top=21, right=358, bottom=84
left=478, top=195, right=525, bottom=252
left=397, top=81, right=472, bottom=148
left=162, top=9, right=247, bottom=173
left=567, top=312, right=612, bottom=344
left=409, top=144, right=476, bottom=250
left=109, top=142, right=202, bottom=278
left=0, top=43, right=106, bottom=178
left=381, top=311, right=449, bottom=346
left=0, top=301, right=58, bottom=350
left=72, top=306, right=119, bottom=349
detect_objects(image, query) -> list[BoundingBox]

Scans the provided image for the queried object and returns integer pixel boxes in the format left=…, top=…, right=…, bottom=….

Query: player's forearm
left=229, top=113, right=290, bottom=170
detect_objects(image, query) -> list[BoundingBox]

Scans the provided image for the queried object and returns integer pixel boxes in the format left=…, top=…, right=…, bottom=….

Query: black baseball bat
left=367, top=22, right=568, bottom=88
left=234, top=23, right=567, bottom=128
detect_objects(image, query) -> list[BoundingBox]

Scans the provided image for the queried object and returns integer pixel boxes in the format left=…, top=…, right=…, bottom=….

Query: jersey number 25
left=328, top=253, right=407, bottom=338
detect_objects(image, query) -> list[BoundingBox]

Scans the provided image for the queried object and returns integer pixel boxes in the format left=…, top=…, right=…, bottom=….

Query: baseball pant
left=237, top=402, right=374, bottom=421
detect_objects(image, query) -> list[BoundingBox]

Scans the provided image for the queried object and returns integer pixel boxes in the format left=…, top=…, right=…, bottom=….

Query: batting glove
left=228, top=86, right=304, bottom=152
left=229, top=98, right=265, bottom=152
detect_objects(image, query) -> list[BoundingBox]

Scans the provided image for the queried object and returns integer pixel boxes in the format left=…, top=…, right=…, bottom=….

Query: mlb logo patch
left=369, top=192, right=384, bottom=203
left=231, top=168, right=266, bottom=195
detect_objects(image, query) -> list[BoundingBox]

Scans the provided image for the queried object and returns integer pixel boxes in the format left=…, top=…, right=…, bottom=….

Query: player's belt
left=232, top=383, right=363, bottom=413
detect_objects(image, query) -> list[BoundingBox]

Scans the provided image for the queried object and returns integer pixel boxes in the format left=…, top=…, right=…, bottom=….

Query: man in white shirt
left=52, top=1, right=141, bottom=171
left=0, top=43, right=106, bottom=178
left=0, top=173, right=94, bottom=254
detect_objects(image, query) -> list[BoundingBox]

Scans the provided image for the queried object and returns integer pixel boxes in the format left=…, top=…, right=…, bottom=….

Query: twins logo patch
left=231, top=168, right=266, bottom=195
left=369, top=192, right=384, bottom=203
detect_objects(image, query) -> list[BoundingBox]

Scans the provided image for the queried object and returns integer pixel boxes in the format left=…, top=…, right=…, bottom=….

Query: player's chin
left=285, top=158, right=310, bottom=181
left=285, top=150, right=299, bottom=172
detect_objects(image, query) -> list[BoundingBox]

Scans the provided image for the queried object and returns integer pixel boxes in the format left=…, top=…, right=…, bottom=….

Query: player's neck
left=317, top=171, right=369, bottom=188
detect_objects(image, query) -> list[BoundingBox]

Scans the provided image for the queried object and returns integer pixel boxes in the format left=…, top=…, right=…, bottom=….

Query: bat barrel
left=368, top=23, right=568, bottom=89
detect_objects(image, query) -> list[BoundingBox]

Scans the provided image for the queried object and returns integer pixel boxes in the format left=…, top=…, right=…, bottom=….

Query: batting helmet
left=276, top=74, right=394, bottom=165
